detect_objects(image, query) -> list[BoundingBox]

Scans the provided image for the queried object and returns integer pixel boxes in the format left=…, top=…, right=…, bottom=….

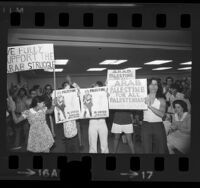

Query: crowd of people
left=6, top=75, right=191, bottom=154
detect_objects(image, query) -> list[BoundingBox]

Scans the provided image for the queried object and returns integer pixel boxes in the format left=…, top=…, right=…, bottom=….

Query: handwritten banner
left=7, top=44, right=54, bottom=73
left=80, top=87, right=109, bottom=119
left=107, top=68, right=147, bottom=109
left=52, top=88, right=81, bottom=124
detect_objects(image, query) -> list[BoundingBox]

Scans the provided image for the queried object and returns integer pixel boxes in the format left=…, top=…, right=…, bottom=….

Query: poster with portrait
left=7, top=44, right=54, bottom=73
left=107, top=68, right=147, bottom=109
left=80, top=87, right=109, bottom=119
left=52, top=88, right=81, bottom=124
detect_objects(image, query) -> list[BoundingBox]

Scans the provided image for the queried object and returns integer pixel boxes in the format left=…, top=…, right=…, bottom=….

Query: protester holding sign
left=8, top=96, right=55, bottom=153
left=142, top=78, right=168, bottom=154
left=65, top=75, right=83, bottom=150
left=61, top=81, right=80, bottom=153
left=88, top=81, right=109, bottom=153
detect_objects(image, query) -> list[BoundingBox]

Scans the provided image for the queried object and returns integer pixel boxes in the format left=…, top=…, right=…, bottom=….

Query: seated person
left=167, top=100, right=191, bottom=154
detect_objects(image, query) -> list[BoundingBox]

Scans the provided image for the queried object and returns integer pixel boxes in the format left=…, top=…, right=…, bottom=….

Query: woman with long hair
left=8, top=96, right=55, bottom=153
left=141, top=78, right=168, bottom=154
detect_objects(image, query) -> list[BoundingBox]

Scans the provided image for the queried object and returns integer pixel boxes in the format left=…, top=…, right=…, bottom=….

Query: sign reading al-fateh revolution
left=107, top=68, right=147, bottom=109
left=52, top=88, right=81, bottom=124
left=80, top=87, right=109, bottom=119
left=7, top=44, right=54, bottom=73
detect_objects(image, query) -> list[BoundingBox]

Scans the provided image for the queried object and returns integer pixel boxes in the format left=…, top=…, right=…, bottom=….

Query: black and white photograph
left=6, top=29, right=191, bottom=154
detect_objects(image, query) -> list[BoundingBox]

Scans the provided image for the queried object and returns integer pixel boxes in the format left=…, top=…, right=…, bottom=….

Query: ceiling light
left=180, top=61, right=192, bottom=65
left=99, top=60, right=127, bottom=65
left=177, top=67, right=192, bottom=70
left=144, top=60, right=172, bottom=65
left=99, top=60, right=116, bottom=65
left=87, top=68, right=107, bottom=71
left=45, top=68, right=63, bottom=72
left=126, top=67, right=142, bottom=70
left=152, top=67, right=172, bottom=71
left=54, top=59, right=69, bottom=65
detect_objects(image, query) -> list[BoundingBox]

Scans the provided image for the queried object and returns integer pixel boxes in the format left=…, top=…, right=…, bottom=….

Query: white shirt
left=63, top=120, right=77, bottom=138
left=143, top=98, right=163, bottom=123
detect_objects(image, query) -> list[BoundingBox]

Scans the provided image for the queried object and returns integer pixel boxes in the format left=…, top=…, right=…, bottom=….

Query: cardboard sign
left=7, top=44, right=54, bottom=73
left=52, top=88, right=81, bottom=124
left=107, top=68, right=147, bottom=109
left=80, top=87, right=109, bottom=119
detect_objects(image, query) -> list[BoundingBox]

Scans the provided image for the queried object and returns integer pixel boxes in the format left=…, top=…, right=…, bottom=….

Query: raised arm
left=11, top=111, right=26, bottom=124
left=8, top=96, right=26, bottom=124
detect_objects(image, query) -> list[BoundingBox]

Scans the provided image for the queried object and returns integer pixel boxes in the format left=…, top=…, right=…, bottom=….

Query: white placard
left=80, top=87, right=109, bottom=119
left=7, top=44, right=54, bottom=73
left=52, top=88, right=81, bottom=124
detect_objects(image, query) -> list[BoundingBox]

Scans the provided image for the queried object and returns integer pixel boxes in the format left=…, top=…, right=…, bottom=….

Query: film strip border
left=0, top=3, right=198, bottom=181
left=1, top=4, right=191, bottom=29
left=0, top=154, right=189, bottom=181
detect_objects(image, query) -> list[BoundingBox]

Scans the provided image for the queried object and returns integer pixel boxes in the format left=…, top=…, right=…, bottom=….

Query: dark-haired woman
left=167, top=100, right=191, bottom=154
left=142, top=78, right=168, bottom=154
left=8, top=96, right=55, bottom=153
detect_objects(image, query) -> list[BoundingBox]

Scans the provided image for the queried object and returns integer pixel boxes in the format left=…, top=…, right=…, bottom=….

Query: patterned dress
left=22, top=107, right=54, bottom=152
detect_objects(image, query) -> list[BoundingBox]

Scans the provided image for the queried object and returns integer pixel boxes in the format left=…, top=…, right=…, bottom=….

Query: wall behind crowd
left=7, top=72, right=191, bottom=90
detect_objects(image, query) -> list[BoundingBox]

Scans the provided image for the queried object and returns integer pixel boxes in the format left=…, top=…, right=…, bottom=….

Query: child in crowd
left=88, top=81, right=109, bottom=153
left=8, top=96, right=55, bottom=153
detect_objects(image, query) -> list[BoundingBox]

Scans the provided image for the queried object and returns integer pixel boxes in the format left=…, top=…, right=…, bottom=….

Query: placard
left=108, top=76, right=148, bottom=109
left=52, top=88, right=81, bottom=124
left=80, top=87, right=109, bottom=119
left=7, top=44, right=54, bottom=73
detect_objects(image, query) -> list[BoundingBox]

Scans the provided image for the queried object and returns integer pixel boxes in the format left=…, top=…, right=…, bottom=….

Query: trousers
left=141, top=121, right=169, bottom=154
left=88, top=119, right=109, bottom=153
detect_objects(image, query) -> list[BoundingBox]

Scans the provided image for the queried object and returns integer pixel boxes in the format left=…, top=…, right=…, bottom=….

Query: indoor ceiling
left=8, top=29, right=192, bottom=78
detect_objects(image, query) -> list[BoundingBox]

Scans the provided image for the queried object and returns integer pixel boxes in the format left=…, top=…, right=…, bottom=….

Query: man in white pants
left=88, top=81, right=109, bottom=153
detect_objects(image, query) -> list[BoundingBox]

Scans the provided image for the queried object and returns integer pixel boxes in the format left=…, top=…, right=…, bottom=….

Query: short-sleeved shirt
left=113, top=110, right=132, bottom=125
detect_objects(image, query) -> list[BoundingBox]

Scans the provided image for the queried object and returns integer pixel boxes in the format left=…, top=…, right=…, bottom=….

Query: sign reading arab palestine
left=7, top=44, right=54, bottom=73
left=107, top=68, right=147, bottom=109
